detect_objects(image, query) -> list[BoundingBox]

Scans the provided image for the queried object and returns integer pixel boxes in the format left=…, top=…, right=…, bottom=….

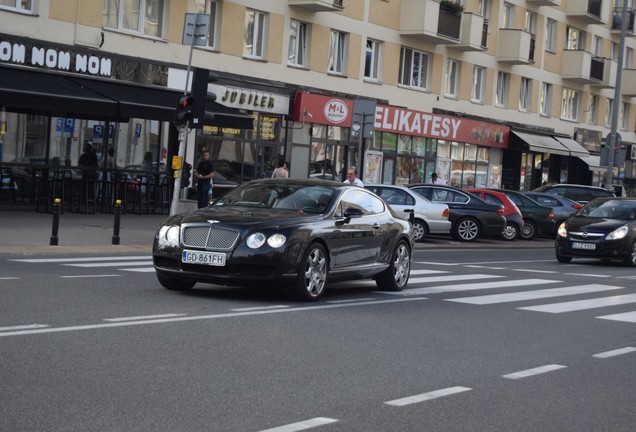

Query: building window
left=103, top=0, right=165, bottom=38
left=561, top=88, right=580, bottom=121
left=605, top=98, right=614, bottom=127
left=328, top=30, right=347, bottom=75
left=364, top=39, right=382, bottom=81
left=525, top=11, right=536, bottom=35
left=288, top=19, right=308, bottom=67
left=621, top=102, right=630, bottom=130
left=611, top=42, right=620, bottom=60
left=593, top=35, right=603, bottom=56
left=207, top=0, right=220, bottom=49
left=496, top=72, right=509, bottom=107
left=626, top=48, right=634, bottom=69
left=445, top=59, right=460, bottom=98
left=478, top=0, right=491, bottom=20
left=566, top=27, right=584, bottom=50
left=399, top=47, right=429, bottom=90
left=472, top=66, right=485, bottom=103
left=244, top=9, right=267, bottom=58
left=503, top=3, right=513, bottom=29
left=540, top=83, right=552, bottom=116
left=588, top=95, right=598, bottom=125
left=519, top=77, right=531, bottom=112
left=545, top=19, right=556, bottom=52
left=0, top=0, right=32, bottom=12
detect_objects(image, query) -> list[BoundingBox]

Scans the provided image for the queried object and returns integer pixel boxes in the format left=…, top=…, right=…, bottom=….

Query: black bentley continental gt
left=555, top=197, right=636, bottom=266
left=153, top=178, right=414, bottom=300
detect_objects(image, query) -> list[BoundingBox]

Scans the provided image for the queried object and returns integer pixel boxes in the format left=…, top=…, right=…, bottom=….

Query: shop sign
left=291, top=92, right=353, bottom=126
left=0, top=39, right=112, bottom=76
left=259, top=115, right=280, bottom=141
left=374, top=105, right=509, bottom=148
left=574, top=127, right=602, bottom=153
left=212, top=84, right=289, bottom=115
left=202, top=125, right=242, bottom=135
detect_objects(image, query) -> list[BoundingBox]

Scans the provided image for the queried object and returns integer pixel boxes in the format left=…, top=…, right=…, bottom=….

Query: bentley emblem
left=207, top=220, right=220, bottom=224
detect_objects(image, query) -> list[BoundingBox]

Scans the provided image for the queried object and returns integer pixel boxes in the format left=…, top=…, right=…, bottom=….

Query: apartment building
left=1, top=0, right=635, bottom=210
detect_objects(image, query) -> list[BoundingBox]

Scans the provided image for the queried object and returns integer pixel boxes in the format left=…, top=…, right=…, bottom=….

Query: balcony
left=525, top=0, right=560, bottom=5
left=611, top=8, right=636, bottom=37
left=453, top=13, right=488, bottom=51
left=561, top=50, right=608, bottom=84
left=399, top=0, right=463, bottom=44
left=591, top=57, right=617, bottom=88
left=288, top=0, right=343, bottom=12
left=566, top=0, right=607, bottom=25
left=621, top=69, right=636, bottom=96
left=496, top=29, right=535, bottom=64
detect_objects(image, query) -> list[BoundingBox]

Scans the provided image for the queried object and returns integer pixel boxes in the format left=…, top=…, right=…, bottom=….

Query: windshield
left=213, top=182, right=335, bottom=214
left=577, top=199, right=636, bottom=220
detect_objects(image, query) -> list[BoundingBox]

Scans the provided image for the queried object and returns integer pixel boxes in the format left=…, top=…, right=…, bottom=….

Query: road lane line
left=392, top=279, right=560, bottom=296
left=446, top=284, right=623, bottom=305
left=592, top=347, right=636, bottom=358
left=119, top=268, right=156, bottom=273
left=0, top=277, right=20, bottom=280
left=104, top=314, right=187, bottom=322
left=502, top=364, right=567, bottom=379
left=60, top=274, right=120, bottom=278
left=513, top=269, right=559, bottom=274
left=564, top=273, right=610, bottom=278
left=384, top=386, right=472, bottom=407
left=64, top=261, right=153, bottom=267
left=326, top=298, right=378, bottom=304
left=415, top=261, right=458, bottom=266
left=0, top=324, right=49, bottom=332
left=231, top=305, right=291, bottom=312
left=259, top=417, right=338, bottom=432
left=409, top=274, right=501, bottom=284
left=464, top=265, right=508, bottom=270
left=519, top=293, right=636, bottom=313
left=0, top=297, right=428, bottom=338
left=596, top=311, right=636, bottom=324
left=10, top=256, right=150, bottom=263
left=410, top=269, right=450, bottom=275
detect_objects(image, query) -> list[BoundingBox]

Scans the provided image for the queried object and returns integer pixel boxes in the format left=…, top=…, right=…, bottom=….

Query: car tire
left=294, top=242, right=328, bottom=301
left=375, top=239, right=411, bottom=291
left=157, top=273, right=196, bottom=291
left=412, top=219, right=428, bottom=242
left=623, top=242, right=636, bottom=267
left=556, top=253, right=572, bottom=264
left=453, top=218, right=481, bottom=242
left=500, top=222, right=518, bottom=241
left=520, top=220, right=537, bottom=240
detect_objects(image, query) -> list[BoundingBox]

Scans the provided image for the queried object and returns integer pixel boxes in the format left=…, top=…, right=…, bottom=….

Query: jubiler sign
left=375, top=105, right=509, bottom=148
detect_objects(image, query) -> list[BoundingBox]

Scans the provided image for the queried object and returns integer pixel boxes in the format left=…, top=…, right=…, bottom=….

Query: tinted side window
left=484, top=194, right=504, bottom=206
left=534, top=195, right=559, bottom=206
left=506, top=193, right=523, bottom=207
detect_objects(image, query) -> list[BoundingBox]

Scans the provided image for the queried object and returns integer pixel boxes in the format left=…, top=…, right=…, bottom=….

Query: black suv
left=532, top=184, right=615, bottom=204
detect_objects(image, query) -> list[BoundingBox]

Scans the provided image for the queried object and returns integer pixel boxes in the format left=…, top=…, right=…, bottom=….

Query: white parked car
left=365, top=184, right=451, bottom=242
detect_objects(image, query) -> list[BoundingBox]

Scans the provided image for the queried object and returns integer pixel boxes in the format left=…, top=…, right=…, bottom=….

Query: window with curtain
left=519, top=78, right=531, bottom=112
left=496, top=72, right=509, bottom=107
left=445, top=59, right=460, bottom=97
left=328, top=30, right=347, bottom=74
left=244, top=9, right=266, bottom=58
left=103, top=0, right=165, bottom=38
left=561, top=88, right=580, bottom=121
left=399, top=47, right=429, bottom=90
left=364, top=39, right=382, bottom=81
left=472, top=66, right=485, bottom=103
left=288, top=19, right=308, bottom=67
left=540, top=82, right=553, bottom=116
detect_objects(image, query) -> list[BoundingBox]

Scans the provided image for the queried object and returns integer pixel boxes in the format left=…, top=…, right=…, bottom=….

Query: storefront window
left=477, top=146, right=490, bottom=163
left=398, top=135, right=411, bottom=154
left=464, top=144, right=477, bottom=162
left=437, top=140, right=451, bottom=158
left=381, top=132, right=398, bottom=152
left=451, top=141, right=464, bottom=160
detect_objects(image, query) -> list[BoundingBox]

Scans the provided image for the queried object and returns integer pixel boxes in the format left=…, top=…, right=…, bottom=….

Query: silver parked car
left=365, top=184, right=451, bottom=242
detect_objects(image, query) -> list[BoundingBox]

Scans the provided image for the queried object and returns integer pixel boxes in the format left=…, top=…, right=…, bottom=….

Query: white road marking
left=394, top=279, right=559, bottom=296
left=564, top=273, right=610, bottom=278
left=384, top=386, right=472, bottom=407
left=119, top=267, right=156, bottom=273
left=502, top=364, right=567, bottom=379
left=0, top=324, right=49, bottom=332
left=231, top=305, right=291, bottom=312
left=64, top=261, right=153, bottom=267
left=446, top=284, right=623, bottom=305
left=60, top=274, right=120, bottom=278
left=592, top=347, right=636, bottom=358
left=519, top=293, right=636, bottom=313
left=596, top=311, right=636, bottom=324
left=104, top=314, right=186, bottom=322
left=259, top=417, right=338, bottom=432
left=410, top=269, right=450, bottom=275
left=618, top=275, right=636, bottom=279
left=0, top=297, right=428, bottom=338
left=513, top=269, right=559, bottom=274
left=409, top=274, right=501, bottom=284
left=0, top=277, right=20, bottom=280
left=415, top=261, right=458, bottom=266
left=464, top=265, right=508, bottom=270
left=10, top=256, right=150, bottom=263
left=326, top=298, right=378, bottom=304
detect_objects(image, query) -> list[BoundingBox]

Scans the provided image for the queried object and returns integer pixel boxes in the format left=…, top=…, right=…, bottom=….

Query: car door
left=332, top=189, right=386, bottom=269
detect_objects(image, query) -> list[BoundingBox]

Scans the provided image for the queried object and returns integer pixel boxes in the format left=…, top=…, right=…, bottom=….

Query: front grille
left=182, top=225, right=239, bottom=250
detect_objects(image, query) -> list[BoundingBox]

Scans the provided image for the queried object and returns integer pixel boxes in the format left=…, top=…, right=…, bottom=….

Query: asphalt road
left=1, top=247, right=635, bottom=432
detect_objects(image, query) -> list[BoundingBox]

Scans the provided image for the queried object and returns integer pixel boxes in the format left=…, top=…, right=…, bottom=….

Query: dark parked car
left=555, top=197, right=636, bottom=266
left=153, top=178, right=414, bottom=300
left=466, top=188, right=524, bottom=241
left=407, top=184, right=506, bottom=242
left=524, top=192, right=583, bottom=236
left=533, top=183, right=615, bottom=204
left=488, top=189, right=554, bottom=240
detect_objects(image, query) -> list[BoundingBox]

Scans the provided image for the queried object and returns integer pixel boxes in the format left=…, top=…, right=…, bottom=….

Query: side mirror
left=343, top=207, right=364, bottom=218
left=404, top=209, right=415, bottom=224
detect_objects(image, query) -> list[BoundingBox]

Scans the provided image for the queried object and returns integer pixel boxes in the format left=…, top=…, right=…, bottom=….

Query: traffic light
left=182, top=162, right=192, bottom=188
left=191, top=68, right=218, bottom=128
left=175, top=94, right=195, bottom=127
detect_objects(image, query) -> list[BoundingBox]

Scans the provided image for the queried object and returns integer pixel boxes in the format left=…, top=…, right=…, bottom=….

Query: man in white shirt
left=431, top=172, right=445, bottom=185
left=343, top=168, right=364, bottom=187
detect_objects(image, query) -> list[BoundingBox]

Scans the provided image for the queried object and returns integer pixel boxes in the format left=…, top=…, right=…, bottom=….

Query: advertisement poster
left=488, top=164, right=502, bottom=188
left=364, top=150, right=383, bottom=184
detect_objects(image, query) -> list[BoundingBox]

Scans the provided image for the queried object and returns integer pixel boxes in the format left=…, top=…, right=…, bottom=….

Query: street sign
left=182, top=14, right=209, bottom=46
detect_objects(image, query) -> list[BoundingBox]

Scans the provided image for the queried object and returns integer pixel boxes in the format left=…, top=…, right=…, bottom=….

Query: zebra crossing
left=8, top=256, right=636, bottom=325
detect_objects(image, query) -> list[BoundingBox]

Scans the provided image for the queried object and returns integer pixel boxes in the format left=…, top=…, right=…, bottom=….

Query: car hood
left=566, top=216, right=629, bottom=233
left=163, top=206, right=320, bottom=229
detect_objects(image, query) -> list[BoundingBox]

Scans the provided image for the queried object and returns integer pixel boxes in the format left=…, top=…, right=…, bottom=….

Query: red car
left=465, top=188, right=524, bottom=241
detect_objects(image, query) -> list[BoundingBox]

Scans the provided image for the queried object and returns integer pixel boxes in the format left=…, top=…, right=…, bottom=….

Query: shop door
left=310, top=139, right=355, bottom=182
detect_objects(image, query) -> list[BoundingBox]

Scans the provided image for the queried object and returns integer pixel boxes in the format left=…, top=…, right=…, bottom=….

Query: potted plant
left=440, top=0, right=464, bottom=14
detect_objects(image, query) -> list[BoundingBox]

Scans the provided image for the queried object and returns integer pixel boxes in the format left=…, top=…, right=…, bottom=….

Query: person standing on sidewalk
left=271, top=158, right=289, bottom=178
left=194, top=150, right=214, bottom=208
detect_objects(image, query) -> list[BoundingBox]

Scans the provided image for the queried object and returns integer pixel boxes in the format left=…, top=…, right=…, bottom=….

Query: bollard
left=50, top=198, right=61, bottom=246
left=112, top=199, right=122, bottom=245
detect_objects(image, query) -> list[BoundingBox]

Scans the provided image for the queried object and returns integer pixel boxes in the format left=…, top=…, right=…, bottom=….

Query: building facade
left=2, top=0, right=636, bottom=211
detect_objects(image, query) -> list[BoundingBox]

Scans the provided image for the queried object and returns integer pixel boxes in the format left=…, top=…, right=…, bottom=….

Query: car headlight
left=606, top=225, right=629, bottom=240
left=557, top=222, right=568, bottom=238
left=157, top=225, right=180, bottom=247
left=246, top=232, right=287, bottom=249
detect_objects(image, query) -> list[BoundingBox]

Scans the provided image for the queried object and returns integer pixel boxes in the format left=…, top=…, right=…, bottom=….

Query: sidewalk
left=0, top=209, right=555, bottom=256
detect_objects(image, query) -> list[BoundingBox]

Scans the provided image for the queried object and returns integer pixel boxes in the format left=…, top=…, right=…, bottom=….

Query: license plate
left=571, top=242, right=596, bottom=250
left=182, top=250, right=226, bottom=266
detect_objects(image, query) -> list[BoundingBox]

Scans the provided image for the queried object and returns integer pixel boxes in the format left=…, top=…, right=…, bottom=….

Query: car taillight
left=442, top=209, right=449, bottom=217
left=572, top=203, right=583, bottom=210
left=548, top=210, right=554, bottom=221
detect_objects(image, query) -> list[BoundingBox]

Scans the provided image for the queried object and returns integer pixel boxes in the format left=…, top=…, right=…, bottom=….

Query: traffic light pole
left=169, top=125, right=188, bottom=215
